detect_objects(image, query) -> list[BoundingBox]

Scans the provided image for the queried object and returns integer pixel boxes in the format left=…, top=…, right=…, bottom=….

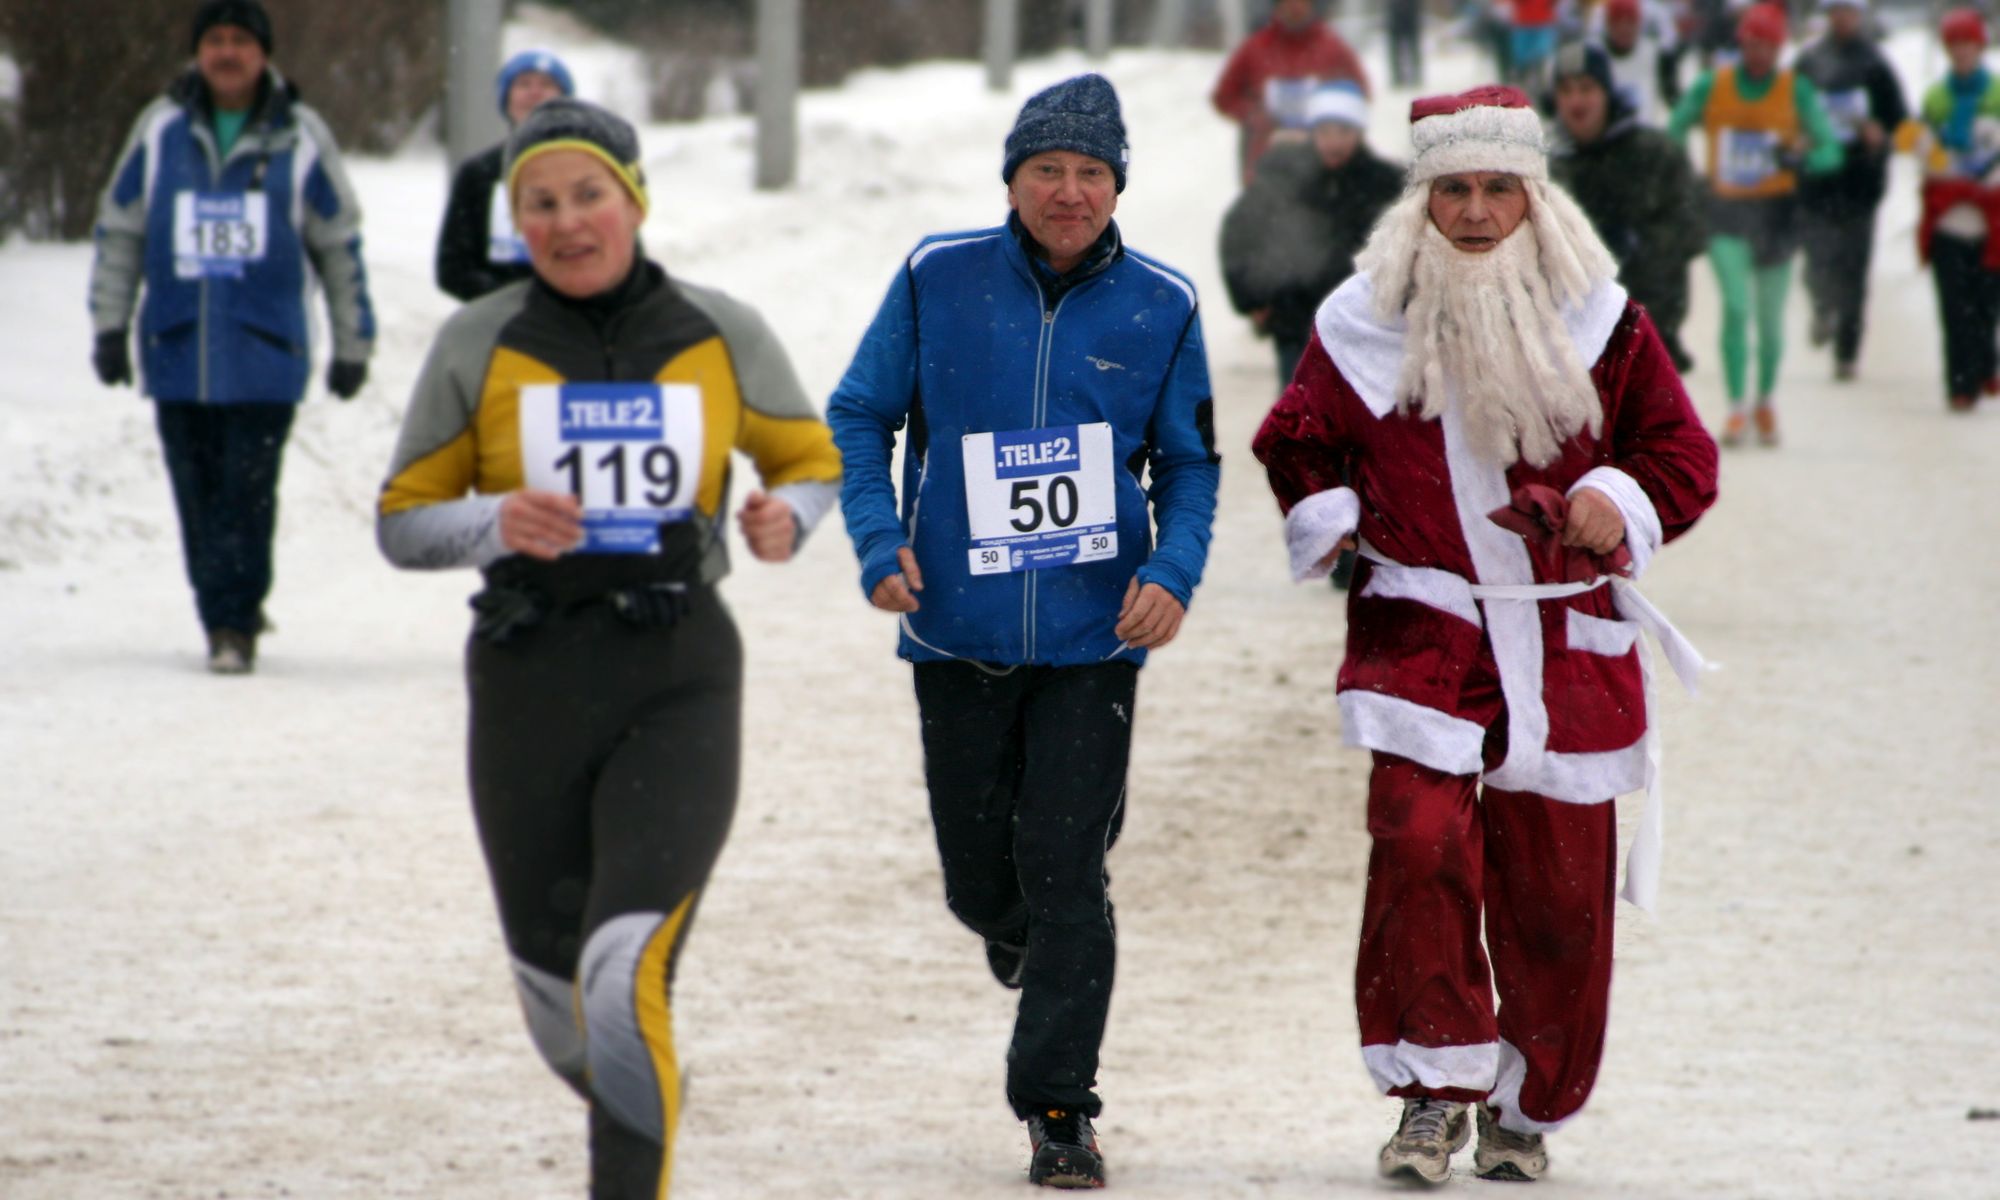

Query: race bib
left=1819, top=88, right=1869, bottom=143
left=961, top=423, right=1118, bottom=576
left=1717, top=127, right=1781, bottom=188
left=1263, top=76, right=1319, bottom=130
left=519, top=382, right=705, bottom=555
left=487, top=181, right=529, bottom=264
left=173, top=191, right=268, bottom=279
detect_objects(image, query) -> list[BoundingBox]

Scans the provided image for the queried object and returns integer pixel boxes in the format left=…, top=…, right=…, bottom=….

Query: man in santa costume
left=1253, top=86, right=1718, bottom=1186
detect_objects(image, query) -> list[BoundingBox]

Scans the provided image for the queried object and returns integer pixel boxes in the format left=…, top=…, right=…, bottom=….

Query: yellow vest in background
left=1703, top=66, right=1801, bottom=199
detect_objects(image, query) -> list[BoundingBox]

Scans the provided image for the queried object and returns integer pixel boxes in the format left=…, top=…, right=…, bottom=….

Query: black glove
left=326, top=359, right=368, bottom=400
left=93, top=330, right=132, bottom=387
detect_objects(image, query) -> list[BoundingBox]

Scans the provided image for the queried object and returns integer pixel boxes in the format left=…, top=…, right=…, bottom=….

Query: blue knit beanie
left=1002, top=74, right=1130, bottom=193
left=496, top=50, right=576, bottom=119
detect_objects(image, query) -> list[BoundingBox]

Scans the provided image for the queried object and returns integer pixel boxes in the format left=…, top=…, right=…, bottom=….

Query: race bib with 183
left=519, top=382, right=705, bottom=554
left=1819, top=88, right=1870, bottom=143
left=961, top=422, right=1118, bottom=575
left=1717, top=127, right=1782, bottom=189
left=1262, top=76, right=1319, bottom=130
left=173, top=191, right=268, bottom=279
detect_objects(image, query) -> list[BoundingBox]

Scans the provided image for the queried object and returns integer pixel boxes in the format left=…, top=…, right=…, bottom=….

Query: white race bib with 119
left=961, top=422, right=1117, bottom=575
left=173, top=191, right=268, bottom=279
left=520, top=383, right=704, bottom=555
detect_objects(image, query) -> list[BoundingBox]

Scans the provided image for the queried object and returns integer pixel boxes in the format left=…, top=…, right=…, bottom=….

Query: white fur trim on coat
left=1339, top=690, right=1487, bottom=776
left=1359, top=559, right=1484, bottom=627
left=1285, top=486, right=1361, bottom=581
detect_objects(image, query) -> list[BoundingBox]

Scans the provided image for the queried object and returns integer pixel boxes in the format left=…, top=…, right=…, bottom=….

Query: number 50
left=1008, top=475, right=1079, bottom=532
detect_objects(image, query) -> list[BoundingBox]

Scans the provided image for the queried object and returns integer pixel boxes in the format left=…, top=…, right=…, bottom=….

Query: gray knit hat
left=504, top=98, right=648, bottom=215
left=1002, top=74, right=1130, bottom=193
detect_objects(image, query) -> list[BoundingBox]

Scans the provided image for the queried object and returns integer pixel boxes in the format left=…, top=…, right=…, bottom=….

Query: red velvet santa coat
left=1253, top=273, right=1718, bottom=804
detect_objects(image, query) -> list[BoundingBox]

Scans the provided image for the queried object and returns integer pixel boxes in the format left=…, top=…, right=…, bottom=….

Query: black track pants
left=1800, top=204, right=1879, bottom=365
left=913, top=659, right=1139, bottom=1119
left=153, top=401, right=295, bottom=635
left=467, top=585, right=742, bottom=1199
left=1931, top=232, right=2000, bottom=400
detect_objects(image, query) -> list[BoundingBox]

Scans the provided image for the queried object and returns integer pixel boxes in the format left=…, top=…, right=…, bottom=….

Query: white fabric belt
left=1355, top=539, right=1708, bottom=912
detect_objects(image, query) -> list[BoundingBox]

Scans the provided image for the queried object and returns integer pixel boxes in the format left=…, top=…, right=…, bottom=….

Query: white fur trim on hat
left=1409, top=103, right=1547, bottom=183
left=1306, top=85, right=1370, bottom=129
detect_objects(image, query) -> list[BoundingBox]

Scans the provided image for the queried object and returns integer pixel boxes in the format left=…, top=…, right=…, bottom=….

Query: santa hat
left=1407, top=85, right=1546, bottom=184
left=1941, top=7, right=1989, bottom=46
left=1737, top=2, right=1788, bottom=45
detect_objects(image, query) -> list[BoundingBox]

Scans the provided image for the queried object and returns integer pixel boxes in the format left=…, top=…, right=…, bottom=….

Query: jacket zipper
left=1024, top=287, right=1069, bottom=662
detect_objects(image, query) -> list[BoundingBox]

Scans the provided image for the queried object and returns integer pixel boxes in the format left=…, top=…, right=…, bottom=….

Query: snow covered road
left=3, top=25, right=1995, bottom=1199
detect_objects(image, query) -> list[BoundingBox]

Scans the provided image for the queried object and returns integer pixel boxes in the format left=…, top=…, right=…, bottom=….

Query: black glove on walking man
left=327, top=359, right=367, bottom=400
left=93, top=330, right=132, bottom=386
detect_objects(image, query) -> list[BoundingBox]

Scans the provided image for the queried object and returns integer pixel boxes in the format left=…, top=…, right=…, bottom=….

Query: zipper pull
left=1043, top=309, right=1055, bottom=324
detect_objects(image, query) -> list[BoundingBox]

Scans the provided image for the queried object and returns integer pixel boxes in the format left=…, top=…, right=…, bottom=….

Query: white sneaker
left=1377, top=1098, right=1469, bottom=1186
left=1474, top=1103, right=1548, bottom=1182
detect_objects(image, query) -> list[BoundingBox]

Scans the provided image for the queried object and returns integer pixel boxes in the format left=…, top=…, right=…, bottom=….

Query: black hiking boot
left=1026, top=1108, right=1104, bottom=1189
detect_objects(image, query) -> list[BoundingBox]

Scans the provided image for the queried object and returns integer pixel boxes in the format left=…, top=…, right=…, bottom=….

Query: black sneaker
left=1026, top=1108, right=1104, bottom=1189
left=985, top=938, right=1026, bottom=989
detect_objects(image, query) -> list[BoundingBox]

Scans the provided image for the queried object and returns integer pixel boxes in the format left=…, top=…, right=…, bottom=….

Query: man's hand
left=1313, top=534, right=1357, bottom=576
left=1249, top=306, right=1273, bottom=334
left=737, top=490, right=797, bottom=563
left=93, top=330, right=132, bottom=387
left=1860, top=120, right=1886, bottom=152
left=1115, top=579, right=1186, bottom=650
left=499, top=489, right=584, bottom=560
left=327, top=359, right=368, bottom=400
left=869, top=546, right=923, bottom=613
left=1562, top=487, right=1626, bottom=555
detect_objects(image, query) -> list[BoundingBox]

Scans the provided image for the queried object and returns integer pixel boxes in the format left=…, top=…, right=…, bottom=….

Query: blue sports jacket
left=89, top=69, right=375, bottom=404
left=829, top=218, right=1220, bottom=668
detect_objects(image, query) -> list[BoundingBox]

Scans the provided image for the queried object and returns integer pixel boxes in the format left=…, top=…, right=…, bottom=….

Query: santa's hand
left=1562, top=487, right=1626, bottom=555
left=1313, top=535, right=1357, bottom=575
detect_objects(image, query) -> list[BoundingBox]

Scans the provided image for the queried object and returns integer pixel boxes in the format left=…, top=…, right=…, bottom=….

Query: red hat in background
left=1941, top=7, right=1989, bottom=46
left=1737, top=2, right=1788, bottom=45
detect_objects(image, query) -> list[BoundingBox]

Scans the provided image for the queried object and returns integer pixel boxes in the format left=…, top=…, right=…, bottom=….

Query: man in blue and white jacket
left=88, top=0, right=375, bottom=674
left=828, top=73, right=1219, bottom=1190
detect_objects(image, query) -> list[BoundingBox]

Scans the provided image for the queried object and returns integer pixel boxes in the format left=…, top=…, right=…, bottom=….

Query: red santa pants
left=1356, top=750, right=1617, bottom=1132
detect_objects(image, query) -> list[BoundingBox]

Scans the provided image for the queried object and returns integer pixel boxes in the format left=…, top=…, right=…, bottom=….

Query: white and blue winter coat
left=88, top=68, right=375, bottom=403
left=829, top=218, right=1220, bottom=668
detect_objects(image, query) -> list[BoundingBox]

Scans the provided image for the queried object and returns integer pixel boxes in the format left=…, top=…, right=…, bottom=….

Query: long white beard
left=1356, top=182, right=1615, bottom=469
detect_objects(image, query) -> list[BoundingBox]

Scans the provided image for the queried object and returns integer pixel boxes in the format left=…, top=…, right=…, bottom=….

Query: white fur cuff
left=1285, top=487, right=1361, bottom=581
left=1569, top=466, right=1662, bottom=578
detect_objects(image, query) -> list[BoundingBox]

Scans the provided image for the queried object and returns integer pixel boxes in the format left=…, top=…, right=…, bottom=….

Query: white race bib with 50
left=520, top=383, right=705, bottom=555
left=173, top=191, right=268, bottom=279
left=961, top=422, right=1117, bottom=576
left=488, top=181, right=529, bottom=264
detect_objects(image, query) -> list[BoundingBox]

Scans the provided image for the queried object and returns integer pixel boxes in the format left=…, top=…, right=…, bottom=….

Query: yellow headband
left=507, top=139, right=650, bottom=218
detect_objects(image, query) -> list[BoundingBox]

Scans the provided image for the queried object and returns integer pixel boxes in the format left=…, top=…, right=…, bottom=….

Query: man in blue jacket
left=88, top=0, right=375, bottom=674
left=828, top=73, right=1219, bottom=1190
